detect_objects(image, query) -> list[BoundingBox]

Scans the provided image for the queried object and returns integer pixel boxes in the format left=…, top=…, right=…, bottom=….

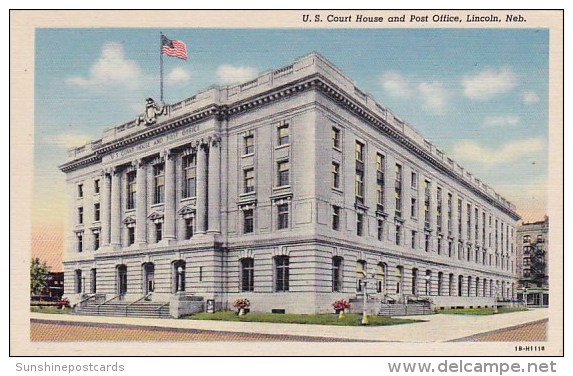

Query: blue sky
left=34, top=28, right=549, bottom=261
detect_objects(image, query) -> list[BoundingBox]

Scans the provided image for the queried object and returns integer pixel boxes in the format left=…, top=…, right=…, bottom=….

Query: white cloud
left=380, top=71, right=413, bottom=98
left=216, top=64, right=258, bottom=85
left=462, top=67, right=517, bottom=100
left=67, top=42, right=143, bottom=90
left=521, top=90, right=540, bottom=104
left=453, top=138, right=544, bottom=166
left=43, top=133, right=94, bottom=149
left=417, top=82, right=448, bottom=115
left=166, top=67, right=191, bottom=86
left=483, top=115, right=520, bottom=128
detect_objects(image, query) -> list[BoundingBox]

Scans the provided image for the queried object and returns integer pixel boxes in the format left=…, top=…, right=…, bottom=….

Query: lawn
left=183, top=311, right=422, bottom=326
left=437, top=307, right=527, bottom=315
left=30, top=306, right=73, bottom=314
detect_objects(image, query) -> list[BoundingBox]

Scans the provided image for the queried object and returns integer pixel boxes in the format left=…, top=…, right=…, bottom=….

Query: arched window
left=275, top=256, right=289, bottom=292
left=116, top=264, right=127, bottom=296
left=332, top=256, right=343, bottom=292
left=437, top=272, right=444, bottom=296
left=74, top=269, right=82, bottom=294
left=424, top=270, right=432, bottom=296
left=356, top=260, right=367, bottom=292
left=241, top=258, right=254, bottom=292
left=458, top=275, right=463, bottom=296
left=412, top=268, right=419, bottom=295
left=467, top=276, right=472, bottom=297
left=143, top=263, right=155, bottom=294
left=448, top=273, right=455, bottom=296
left=396, top=266, right=404, bottom=294
left=376, top=262, right=387, bottom=294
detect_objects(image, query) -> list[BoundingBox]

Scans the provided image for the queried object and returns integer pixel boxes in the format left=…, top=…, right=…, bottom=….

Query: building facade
left=516, top=217, right=549, bottom=307
left=60, top=53, right=520, bottom=314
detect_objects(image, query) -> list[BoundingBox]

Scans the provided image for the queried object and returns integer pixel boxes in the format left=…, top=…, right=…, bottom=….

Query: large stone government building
left=60, top=53, right=520, bottom=315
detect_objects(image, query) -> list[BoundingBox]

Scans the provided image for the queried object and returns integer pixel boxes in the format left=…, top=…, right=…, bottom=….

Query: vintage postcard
left=10, top=9, right=563, bottom=357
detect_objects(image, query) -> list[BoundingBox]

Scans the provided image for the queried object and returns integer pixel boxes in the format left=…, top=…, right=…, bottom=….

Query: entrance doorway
left=143, top=263, right=155, bottom=294
left=116, top=265, right=127, bottom=296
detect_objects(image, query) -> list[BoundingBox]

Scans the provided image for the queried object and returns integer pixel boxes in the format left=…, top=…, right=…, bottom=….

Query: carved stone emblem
left=137, top=98, right=168, bottom=126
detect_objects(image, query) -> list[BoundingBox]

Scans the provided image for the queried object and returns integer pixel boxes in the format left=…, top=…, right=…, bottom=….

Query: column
left=196, top=142, right=208, bottom=233
left=110, top=168, right=122, bottom=246
left=164, top=150, right=176, bottom=240
left=135, top=160, right=147, bottom=244
left=101, top=170, right=111, bottom=246
left=207, top=138, right=221, bottom=233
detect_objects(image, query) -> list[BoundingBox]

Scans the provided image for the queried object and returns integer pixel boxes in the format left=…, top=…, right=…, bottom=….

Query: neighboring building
left=516, top=216, right=549, bottom=307
left=38, top=272, right=64, bottom=300
left=59, top=53, right=520, bottom=314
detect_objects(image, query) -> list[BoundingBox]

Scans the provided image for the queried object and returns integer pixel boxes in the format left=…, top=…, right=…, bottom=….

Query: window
left=153, top=164, right=165, bottom=204
left=94, top=203, right=100, bottom=222
left=77, top=232, right=83, bottom=253
left=356, top=212, right=364, bottom=236
left=396, top=267, right=404, bottom=294
left=447, top=193, right=453, bottom=235
left=155, top=222, right=163, bottom=243
left=448, top=240, right=453, bottom=257
left=411, top=172, right=418, bottom=189
left=78, top=207, right=84, bottom=224
left=128, top=226, right=135, bottom=245
left=332, top=127, right=341, bottom=149
left=173, top=261, right=186, bottom=293
left=474, top=208, right=479, bottom=243
left=482, top=212, right=486, bottom=244
left=424, top=180, right=431, bottom=228
left=241, top=258, right=255, bottom=292
left=355, top=141, right=364, bottom=162
left=411, top=197, right=417, bottom=218
left=126, top=171, right=136, bottom=209
left=411, top=230, right=417, bottom=249
left=523, top=235, right=530, bottom=244
left=436, top=187, right=443, bottom=233
left=332, top=205, right=340, bottom=231
left=117, top=265, right=127, bottom=296
left=332, top=162, right=340, bottom=189
left=355, top=170, right=364, bottom=202
left=77, top=184, right=83, bottom=198
left=243, top=209, right=254, bottom=234
left=277, top=123, right=289, bottom=146
left=395, top=224, right=402, bottom=245
left=244, top=134, right=254, bottom=155
left=182, top=155, right=196, bottom=198
left=467, top=203, right=472, bottom=241
left=412, top=268, right=419, bottom=295
left=94, top=179, right=100, bottom=194
left=93, top=231, right=100, bottom=251
left=376, top=153, right=385, bottom=211
left=425, top=233, right=430, bottom=252
left=376, top=263, right=386, bottom=293
left=275, top=256, right=289, bottom=292
left=395, top=164, right=402, bottom=217
left=277, top=204, right=289, bottom=230
left=332, top=257, right=343, bottom=292
left=437, top=237, right=442, bottom=255
left=377, top=219, right=384, bottom=241
left=277, top=160, right=289, bottom=187
left=438, top=272, right=443, bottom=296
left=243, top=168, right=255, bottom=193
left=356, top=260, right=366, bottom=292
left=74, top=269, right=82, bottom=293
left=185, top=218, right=194, bottom=239
left=457, top=198, right=463, bottom=236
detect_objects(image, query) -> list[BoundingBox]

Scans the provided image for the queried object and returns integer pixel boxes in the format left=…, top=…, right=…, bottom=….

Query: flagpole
left=160, top=32, right=164, bottom=103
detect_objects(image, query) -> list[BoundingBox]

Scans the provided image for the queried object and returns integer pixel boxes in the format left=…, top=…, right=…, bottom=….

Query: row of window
left=522, top=234, right=545, bottom=244
left=77, top=180, right=100, bottom=198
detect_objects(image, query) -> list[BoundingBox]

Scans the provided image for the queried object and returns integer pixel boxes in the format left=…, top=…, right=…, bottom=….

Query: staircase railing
left=76, top=294, right=97, bottom=309
left=126, top=293, right=151, bottom=316
left=97, top=295, right=119, bottom=315
left=157, top=302, right=170, bottom=316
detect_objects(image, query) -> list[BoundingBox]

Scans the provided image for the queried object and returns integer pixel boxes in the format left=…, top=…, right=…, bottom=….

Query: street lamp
left=361, top=279, right=368, bottom=325
left=492, top=285, right=498, bottom=314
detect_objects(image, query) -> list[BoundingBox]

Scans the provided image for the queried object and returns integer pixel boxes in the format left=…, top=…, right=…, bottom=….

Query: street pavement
left=30, top=308, right=549, bottom=342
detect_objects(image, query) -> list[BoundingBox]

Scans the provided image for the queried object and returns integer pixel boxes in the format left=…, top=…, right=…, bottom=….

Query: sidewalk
left=30, top=308, right=549, bottom=342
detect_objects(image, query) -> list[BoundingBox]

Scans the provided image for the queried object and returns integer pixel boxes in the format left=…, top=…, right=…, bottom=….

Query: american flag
left=161, top=35, right=187, bottom=60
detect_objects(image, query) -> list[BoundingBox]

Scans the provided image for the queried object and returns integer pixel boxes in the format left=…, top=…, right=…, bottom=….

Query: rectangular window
left=436, top=186, right=443, bottom=233
left=447, top=193, right=453, bottom=235
left=241, top=258, right=255, bottom=292
left=155, top=222, right=162, bottom=243
left=93, top=231, right=100, bottom=251
left=356, top=212, right=364, bottom=236
left=183, top=155, right=196, bottom=198
left=243, top=209, right=254, bottom=234
left=78, top=184, right=83, bottom=198
left=277, top=160, right=289, bottom=187
left=126, top=171, right=136, bottom=209
left=78, top=207, right=84, bottom=224
left=482, top=212, right=486, bottom=244
left=376, top=153, right=385, bottom=211
left=332, top=257, right=342, bottom=292
left=332, top=162, right=340, bottom=189
left=94, top=203, right=100, bottom=222
left=275, top=256, right=289, bottom=292
left=424, top=180, right=431, bottom=228
left=277, top=123, right=289, bottom=146
left=355, top=141, right=364, bottom=162
left=128, top=227, right=135, bottom=245
left=411, top=230, right=417, bottom=250
left=243, top=168, right=255, bottom=193
left=77, top=233, right=83, bottom=253
left=185, top=218, right=194, bottom=239
left=448, top=240, right=453, bottom=257
left=410, top=197, right=417, bottom=218
left=75, top=269, right=82, bottom=293
left=425, top=233, right=430, bottom=252
left=437, top=237, right=442, bottom=255
left=277, top=204, right=289, bottom=230
left=411, top=172, right=418, bottom=189
left=332, top=205, right=340, bottom=231
left=377, top=219, right=384, bottom=241
left=90, top=268, right=97, bottom=294
left=395, top=164, right=403, bottom=218
left=355, top=170, right=364, bottom=201
left=153, top=164, right=165, bottom=204
left=244, top=134, right=254, bottom=155
left=395, top=224, right=402, bottom=245
left=467, top=203, right=472, bottom=241
left=94, top=179, right=100, bottom=194
left=332, top=127, right=341, bottom=149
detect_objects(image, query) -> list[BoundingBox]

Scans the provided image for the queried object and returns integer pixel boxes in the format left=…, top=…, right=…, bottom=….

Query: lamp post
left=177, top=266, right=184, bottom=292
left=361, top=279, right=369, bottom=325
left=492, top=285, right=498, bottom=314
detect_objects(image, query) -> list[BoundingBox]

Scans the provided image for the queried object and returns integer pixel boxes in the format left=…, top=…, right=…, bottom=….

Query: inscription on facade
left=108, top=125, right=200, bottom=160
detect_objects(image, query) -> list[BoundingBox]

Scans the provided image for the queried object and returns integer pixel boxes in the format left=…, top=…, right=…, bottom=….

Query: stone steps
left=74, top=301, right=170, bottom=318
left=378, top=303, right=432, bottom=316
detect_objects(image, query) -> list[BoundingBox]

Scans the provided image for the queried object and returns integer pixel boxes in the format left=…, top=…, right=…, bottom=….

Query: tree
left=30, top=257, right=50, bottom=296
